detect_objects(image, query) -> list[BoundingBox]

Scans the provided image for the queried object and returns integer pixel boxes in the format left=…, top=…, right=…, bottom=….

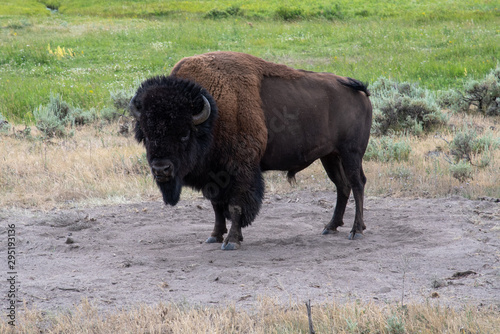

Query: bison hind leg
left=320, top=154, right=351, bottom=234
left=341, top=152, right=367, bottom=239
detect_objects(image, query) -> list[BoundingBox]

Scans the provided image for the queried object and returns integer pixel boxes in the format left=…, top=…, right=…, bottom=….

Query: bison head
left=129, top=76, right=217, bottom=206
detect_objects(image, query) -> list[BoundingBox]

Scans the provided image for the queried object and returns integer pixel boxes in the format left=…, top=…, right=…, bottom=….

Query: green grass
left=4, top=0, right=498, bottom=19
left=0, top=0, right=499, bottom=121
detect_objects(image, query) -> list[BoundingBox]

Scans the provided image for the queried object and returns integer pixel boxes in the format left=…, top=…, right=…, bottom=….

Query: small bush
left=437, top=88, right=467, bottom=111
left=275, top=7, right=304, bottom=21
left=204, top=6, right=243, bottom=19
left=364, top=137, right=411, bottom=162
left=461, top=66, right=500, bottom=115
left=14, top=126, right=32, bottom=139
left=109, top=87, right=136, bottom=123
left=442, top=65, right=500, bottom=115
left=449, top=128, right=499, bottom=167
left=110, top=88, right=135, bottom=111
left=71, top=108, right=97, bottom=126
left=100, top=107, right=121, bottom=123
left=0, top=113, right=10, bottom=134
left=449, top=129, right=476, bottom=163
left=371, top=78, right=447, bottom=135
left=33, top=94, right=102, bottom=137
left=473, top=132, right=500, bottom=154
left=389, top=166, right=413, bottom=180
left=314, top=4, right=344, bottom=20
left=386, top=314, right=406, bottom=334
left=449, top=160, right=473, bottom=183
left=33, top=93, right=73, bottom=138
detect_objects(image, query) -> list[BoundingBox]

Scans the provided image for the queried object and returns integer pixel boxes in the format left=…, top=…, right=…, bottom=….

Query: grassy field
left=1, top=0, right=499, bottom=331
left=0, top=0, right=499, bottom=121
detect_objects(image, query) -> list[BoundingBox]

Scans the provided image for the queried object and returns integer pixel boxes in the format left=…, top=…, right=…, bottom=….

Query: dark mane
left=337, top=77, right=371, bottom=96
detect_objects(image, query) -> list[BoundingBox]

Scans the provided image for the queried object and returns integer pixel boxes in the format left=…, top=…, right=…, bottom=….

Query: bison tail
left=286, top=171, right=297, bottom=185
left=337, top=77, right=371, bottom=96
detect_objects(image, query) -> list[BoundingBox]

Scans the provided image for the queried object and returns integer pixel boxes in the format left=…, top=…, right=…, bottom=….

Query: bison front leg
left=220, top=169, right=264, bottom=250
left=206, top=202, right=227, bottom=243
left=221, top=204, right=244, bottom=250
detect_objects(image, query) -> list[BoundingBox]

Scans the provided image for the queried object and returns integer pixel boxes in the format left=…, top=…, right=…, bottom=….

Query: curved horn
left=193, top=95, right=211, bottom=125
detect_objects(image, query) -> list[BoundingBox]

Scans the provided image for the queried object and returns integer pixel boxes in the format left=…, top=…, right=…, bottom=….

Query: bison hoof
left=221, top=242, right=240, bottom=250
left=206, top=236, right=221, bottom=244
left=348, top=232, right=364, bottom=240
left=321, top=228, right=339, bottom=235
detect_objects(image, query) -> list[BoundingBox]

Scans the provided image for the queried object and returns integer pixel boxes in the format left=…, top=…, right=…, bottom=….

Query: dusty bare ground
left=2, top=190, right=499, bottom=313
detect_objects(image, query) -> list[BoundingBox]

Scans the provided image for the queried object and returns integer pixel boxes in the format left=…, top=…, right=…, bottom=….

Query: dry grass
left=0, top=123, right=159, bottom=208
left=1, top=297, right=499, bottom=333
left=0, top=111, right=498, bottom=209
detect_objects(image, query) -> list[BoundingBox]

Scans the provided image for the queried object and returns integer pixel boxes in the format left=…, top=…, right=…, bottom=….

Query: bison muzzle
left=130, top=51, right=372, bottom=250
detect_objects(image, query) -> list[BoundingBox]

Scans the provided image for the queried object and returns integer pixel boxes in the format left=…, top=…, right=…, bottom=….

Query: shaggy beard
left=157, top=178, right=182, bottom=206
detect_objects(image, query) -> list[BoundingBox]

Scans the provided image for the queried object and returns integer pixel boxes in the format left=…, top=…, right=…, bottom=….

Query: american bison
left=130, top=51, right=372, bottom=250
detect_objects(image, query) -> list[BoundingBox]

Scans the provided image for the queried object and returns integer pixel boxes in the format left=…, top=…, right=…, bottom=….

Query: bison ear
left=129, top=96, right=141, bottom=119
left=192, top=95, right=211, bottom=125
left=134, top=120, right=145, bottom=144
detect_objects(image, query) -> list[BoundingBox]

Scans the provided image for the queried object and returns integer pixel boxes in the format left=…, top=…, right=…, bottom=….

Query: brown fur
left=171, top=52, right=304, bottom=170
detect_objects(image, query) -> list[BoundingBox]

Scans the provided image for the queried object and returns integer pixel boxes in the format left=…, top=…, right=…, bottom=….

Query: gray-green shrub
left=71, top=107, right=97, bottom=126
left=100, top=107, right=122, bottom=123
left=450, top=128, right=499, bottom=164
left=364, top=136, right=411, bottom=162
left=33, top=93, right=73, bottom=137
left=461, top=65, right=500, bottom=115
left=447, top=127, right=499, bottom=182
left=33, top=94, right=103, bottom=137
left=110, top=87, right=135, bottom=112
left=386, top=314, right=406, bottom=334
left=371, top=78, right=447, bottom=135
left=0, top=112, right=10, bottom=134
left=440, top=65, right=500, bottom=115
left=449, top=160, right=473, bottom=183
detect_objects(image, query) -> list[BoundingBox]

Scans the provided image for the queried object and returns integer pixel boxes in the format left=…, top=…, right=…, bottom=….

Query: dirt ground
left=2, top=190, right=499, bottom=313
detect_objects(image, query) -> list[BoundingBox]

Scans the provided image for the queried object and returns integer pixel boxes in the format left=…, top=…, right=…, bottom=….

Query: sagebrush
left=460, top=65, right=500, bottom=116
left=370, top=78, right=447, bottom=135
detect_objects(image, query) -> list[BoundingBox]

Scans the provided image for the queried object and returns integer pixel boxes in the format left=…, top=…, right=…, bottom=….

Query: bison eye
left=180, top=130, right=190, bottom=143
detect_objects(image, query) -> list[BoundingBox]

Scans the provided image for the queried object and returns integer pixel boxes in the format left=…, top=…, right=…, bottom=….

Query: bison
left=129, top=51, right=372, bottom=250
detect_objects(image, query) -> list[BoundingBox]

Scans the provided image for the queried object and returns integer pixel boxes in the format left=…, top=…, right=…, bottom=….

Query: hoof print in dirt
left=348, top=232, right=364, bottom=240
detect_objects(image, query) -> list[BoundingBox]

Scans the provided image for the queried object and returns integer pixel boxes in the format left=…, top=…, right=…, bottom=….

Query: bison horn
left=193, top=95, right=211, bottom=125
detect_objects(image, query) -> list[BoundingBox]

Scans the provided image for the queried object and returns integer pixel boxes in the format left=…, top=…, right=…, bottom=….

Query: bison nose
left=151, top=160, right=174, bottom=182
